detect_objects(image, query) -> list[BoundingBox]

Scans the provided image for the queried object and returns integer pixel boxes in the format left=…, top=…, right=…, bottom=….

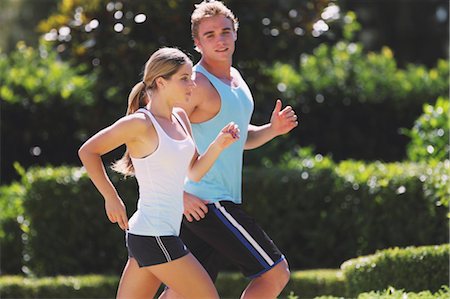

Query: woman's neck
left=147, top=96, right=173, bottom=120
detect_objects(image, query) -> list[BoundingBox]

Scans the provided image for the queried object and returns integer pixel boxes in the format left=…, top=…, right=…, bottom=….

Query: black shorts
left=180, top=201, right=285, bottom=280
left=126, top=233, right=190, bottom=267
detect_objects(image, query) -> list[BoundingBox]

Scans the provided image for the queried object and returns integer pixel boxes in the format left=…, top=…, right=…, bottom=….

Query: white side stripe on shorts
left=214, top=202, right=275, bottom=266
left=156, top=236, right=172, bottom=262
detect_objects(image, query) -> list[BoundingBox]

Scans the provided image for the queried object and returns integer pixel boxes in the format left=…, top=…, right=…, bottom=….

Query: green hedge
left=316, top=286, right=450, bottom=299
left=244, top=155, right=448, bottom=269
left=0, top=269, right=344, bottom=299
left=341, top=244, right=450, bottom=297
left=0, top=158, right=448, bottom=275
left=0, top=275, right=118, bottom=298
left=1, top=246, right=447, bottom=298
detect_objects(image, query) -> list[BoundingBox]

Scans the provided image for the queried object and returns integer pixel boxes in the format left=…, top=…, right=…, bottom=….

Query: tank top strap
left=194, top=64, right=224, bottom=88
left=172, top=111, right=190, bottom=136
left=136, top=108, right=164, bottom=135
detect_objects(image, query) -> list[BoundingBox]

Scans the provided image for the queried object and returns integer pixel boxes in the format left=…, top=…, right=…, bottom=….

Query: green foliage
left=244, top=154, right=448, bottom=269
left=0, top=42, right=96, bottom=183
left=0, top=42, right=94, bottom=105
left=341, top=244, right=450, bottom=297
left=0, top=275, right=118, bottom=298
left=405, top=97, right=449, bottom=162
left=1, top=269, right=448, bottom=298
left=286, top=269, right=346, bottom=298
left=0, top=180, right=25, bottom=274
left=0, top=270, right=345, bottom=298
left=18, top=166, right=137, bottom=276
left=1, top=156, right=447, bottom=274
left=267, top=24, right=449, bottom=161
left=314, top=286, right=450, bottom=299
left=357, top=286, right=450, bottom=299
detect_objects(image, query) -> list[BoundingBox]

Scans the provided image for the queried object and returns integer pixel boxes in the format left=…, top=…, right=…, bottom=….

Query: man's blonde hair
left=191, top=0, right=239, bottom=40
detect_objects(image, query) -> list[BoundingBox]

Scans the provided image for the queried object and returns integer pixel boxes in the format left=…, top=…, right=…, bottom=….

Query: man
left=162, top=1, right=298, bottom=298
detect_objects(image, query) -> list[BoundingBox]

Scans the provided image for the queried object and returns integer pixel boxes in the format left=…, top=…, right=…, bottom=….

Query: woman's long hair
left=111, top=48, right=192, bottom=176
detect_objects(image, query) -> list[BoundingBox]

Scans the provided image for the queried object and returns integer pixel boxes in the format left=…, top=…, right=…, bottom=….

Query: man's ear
left=194, top=38, right=202, bottom=53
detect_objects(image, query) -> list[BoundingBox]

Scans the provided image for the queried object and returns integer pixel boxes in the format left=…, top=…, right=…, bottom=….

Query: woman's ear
left=155, top=77, right=166, bottom=89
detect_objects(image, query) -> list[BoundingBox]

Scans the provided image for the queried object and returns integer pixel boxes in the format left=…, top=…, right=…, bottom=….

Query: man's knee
left=275, top=259, right=290, bottom=287
left=260, top=259, right=290, bottom=289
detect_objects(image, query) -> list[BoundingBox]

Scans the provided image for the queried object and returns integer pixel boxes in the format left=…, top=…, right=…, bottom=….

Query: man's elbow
left=187, top=172, right=202, bottom=182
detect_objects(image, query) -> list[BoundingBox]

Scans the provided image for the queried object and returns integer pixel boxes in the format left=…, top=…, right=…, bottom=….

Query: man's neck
left=199, top=57, right=232, bottom=80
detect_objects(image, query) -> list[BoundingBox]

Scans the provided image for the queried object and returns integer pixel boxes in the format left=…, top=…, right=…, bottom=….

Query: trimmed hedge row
left=316, top=287, right=450, bottom=299
left=243, top=156, right=448, bottom=269
left=1, top=245, right=447, bottom=298
left=0, top=159, right=448, bottom=275
left=341, top=244, right=450, bottom=297
left=0, top=269, right=344, bottom=299
left=0, top=275, right=117, bottom=298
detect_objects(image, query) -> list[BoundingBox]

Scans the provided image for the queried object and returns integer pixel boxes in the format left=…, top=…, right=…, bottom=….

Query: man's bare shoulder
left=175, top=72, right=212, bottom=116
left=193, top=71, right=215, bottom=96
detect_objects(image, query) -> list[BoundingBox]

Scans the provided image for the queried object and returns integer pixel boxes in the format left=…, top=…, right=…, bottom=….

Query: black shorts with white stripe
left=180, top=200, right=285, bottom=280
left=126, top=233, right=190, bottom=267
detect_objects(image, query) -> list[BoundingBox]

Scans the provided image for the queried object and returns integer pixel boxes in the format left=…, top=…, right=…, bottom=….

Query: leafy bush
left=1, top=155, right=447, bottom=274
left=0, top=270, right=345, bottom=298
left=0, top=179, right=26, bottom=274
left=0, top=42, right=96, bottom=183
left=357, top=287, right=450, bottom=299
left=244, top=152, right=448, bottom=269
left=341, top=244, right=450, bottom=297
left=314, top=286, right=450, bottom=299
left=19, top=166, right=137, bottom=276
left=405, top=97, right=449, bottom=162
left=0, top=275, right=118, bottom=298
left=268, top=38, right=449, bottom=161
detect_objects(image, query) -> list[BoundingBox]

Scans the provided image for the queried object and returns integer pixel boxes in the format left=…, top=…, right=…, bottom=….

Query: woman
left=78, top=47, right=239, bottom=299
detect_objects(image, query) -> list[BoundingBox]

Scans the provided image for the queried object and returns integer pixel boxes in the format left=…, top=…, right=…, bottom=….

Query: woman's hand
left=105, top=196, right=129, bottom=230
left=214, top=122, right=240, bottom=149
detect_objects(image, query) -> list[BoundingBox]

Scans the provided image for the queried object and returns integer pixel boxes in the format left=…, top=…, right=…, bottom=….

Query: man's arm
left=245, top=99, right=298, bottom=150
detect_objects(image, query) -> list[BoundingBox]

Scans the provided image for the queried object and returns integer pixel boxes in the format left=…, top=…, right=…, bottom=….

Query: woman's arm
left=78, top=115, right=148, bottom=230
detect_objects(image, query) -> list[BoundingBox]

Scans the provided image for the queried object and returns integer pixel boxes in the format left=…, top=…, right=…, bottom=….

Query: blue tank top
left=184, top=64, right=254, bottom=204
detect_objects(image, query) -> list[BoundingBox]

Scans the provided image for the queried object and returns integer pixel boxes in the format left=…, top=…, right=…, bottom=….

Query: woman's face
left=162, top=62, right=195, bottom=104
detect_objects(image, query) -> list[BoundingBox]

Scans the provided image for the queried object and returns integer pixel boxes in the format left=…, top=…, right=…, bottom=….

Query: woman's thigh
left=150, top=253, right=219, bottom=299
left=117, top=258, right=161, bottom=299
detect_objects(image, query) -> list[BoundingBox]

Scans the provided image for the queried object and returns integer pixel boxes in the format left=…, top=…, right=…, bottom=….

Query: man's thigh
left=181, top=201, right=285, bottom=279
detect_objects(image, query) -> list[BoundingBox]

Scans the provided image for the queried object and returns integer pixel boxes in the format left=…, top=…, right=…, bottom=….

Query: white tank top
left=128, top=108, right=195, bottom=236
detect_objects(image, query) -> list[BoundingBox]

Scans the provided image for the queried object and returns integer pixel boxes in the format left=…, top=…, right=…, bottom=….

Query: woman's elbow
left=78, top=144, right=91, bottom=162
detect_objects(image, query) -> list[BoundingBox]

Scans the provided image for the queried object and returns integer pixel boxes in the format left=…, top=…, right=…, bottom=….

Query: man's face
left=194, top=14, right=237, bottom=61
